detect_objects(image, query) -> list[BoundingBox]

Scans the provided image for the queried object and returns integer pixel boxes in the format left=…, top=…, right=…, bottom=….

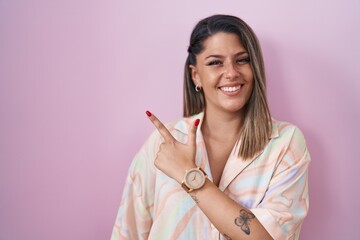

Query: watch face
left=185, top=168, right=205, bottom=189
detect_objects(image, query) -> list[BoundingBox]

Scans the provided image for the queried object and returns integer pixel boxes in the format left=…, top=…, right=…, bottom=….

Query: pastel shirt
left=110, top=112, right=310, bottom=240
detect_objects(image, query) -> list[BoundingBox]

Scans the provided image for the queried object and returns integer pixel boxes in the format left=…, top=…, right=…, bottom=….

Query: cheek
left=199, top=66, right=222, bottom=78
left=247, top=82, right=255, bottom=102
left=200, top=70, right=222, bottom=86
left=243, top=66, right=254, bottom=81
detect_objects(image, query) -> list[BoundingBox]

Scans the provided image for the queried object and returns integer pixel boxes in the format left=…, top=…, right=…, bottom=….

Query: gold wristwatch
left=181, top=167, right=207, bottom=193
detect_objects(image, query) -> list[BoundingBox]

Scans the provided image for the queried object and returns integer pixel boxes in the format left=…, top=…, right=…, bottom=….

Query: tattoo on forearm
left=234, top=209, right=255, bottom=235
left=190, top=195, right=199, bottom=204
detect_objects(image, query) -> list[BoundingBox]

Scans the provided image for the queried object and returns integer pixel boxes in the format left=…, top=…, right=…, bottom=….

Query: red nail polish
left=145, top=111, right=152, bottom=117
left=194, top=119, right=200, bottom=127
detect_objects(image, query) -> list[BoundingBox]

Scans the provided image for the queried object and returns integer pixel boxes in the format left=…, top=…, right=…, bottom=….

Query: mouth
left=219, top=84, right=244, bottom=93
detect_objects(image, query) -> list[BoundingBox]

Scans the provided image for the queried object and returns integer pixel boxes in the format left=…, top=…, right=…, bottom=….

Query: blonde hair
left=183, top=15, right=272, bottom=160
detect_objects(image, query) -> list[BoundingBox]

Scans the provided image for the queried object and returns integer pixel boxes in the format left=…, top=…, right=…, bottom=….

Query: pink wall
left=1, top=0, right=359, bottom=239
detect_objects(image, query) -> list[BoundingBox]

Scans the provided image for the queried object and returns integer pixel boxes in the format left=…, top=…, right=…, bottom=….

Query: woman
left=111, top=14, right=310, bottom=240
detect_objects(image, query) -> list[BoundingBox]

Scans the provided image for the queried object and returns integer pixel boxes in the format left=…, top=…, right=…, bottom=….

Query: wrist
left=174, top=164, right=197, bottom=183
left=181, top=166, right=208, bottom=193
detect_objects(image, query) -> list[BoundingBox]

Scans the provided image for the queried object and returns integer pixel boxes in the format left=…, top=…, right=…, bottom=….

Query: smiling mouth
left=220, top=85, right=243, bottom=92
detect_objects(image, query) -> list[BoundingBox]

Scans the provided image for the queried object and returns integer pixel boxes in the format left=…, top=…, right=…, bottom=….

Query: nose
left=224, top=62, right=240, bottom=79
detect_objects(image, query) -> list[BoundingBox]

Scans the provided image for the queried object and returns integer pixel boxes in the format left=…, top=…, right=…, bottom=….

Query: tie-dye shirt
left=110, top=112, right=310, bottom=240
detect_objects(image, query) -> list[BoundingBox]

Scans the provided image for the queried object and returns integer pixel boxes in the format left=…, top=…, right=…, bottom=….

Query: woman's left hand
left=146, top=111, right=200, bottom=183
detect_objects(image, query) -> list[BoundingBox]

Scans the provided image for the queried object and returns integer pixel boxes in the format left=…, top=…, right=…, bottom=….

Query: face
left=190, top=32, right=254, bottom=115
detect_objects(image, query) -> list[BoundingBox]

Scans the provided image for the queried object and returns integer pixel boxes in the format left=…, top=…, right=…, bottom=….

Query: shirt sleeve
left=251, top=126, right=311, bottom=240
left=110, top=131, right=160, bottom=240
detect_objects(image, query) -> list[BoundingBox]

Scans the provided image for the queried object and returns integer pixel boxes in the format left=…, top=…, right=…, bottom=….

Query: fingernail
left=145, top=111, right=152, bottom=117
left=194, top=119, right=200, bottom=127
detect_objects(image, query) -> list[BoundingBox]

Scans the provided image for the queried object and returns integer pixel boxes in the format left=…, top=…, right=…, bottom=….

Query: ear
left=189, top=64, right=201, bottom=87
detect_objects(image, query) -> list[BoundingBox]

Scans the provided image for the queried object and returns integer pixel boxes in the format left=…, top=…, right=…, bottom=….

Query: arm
left=110, top=131, right=159, bottom=240
left=110, top=175, right=153, bottom=240
left=250, top=127, right=310, bottom=239
left=188, top=179, right=273, bottom=239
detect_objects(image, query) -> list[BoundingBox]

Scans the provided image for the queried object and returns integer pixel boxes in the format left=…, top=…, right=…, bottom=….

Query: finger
left=145, top=111, right=176, bottom=142
left=188, top=118, right=200, bottom=147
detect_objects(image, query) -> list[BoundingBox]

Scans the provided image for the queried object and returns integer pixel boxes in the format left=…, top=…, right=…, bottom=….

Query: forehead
left=201, top=32, right=246, bottom=55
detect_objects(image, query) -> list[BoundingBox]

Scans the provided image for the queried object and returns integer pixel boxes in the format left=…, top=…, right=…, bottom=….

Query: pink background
left=1, top=0, right=359, bottom=239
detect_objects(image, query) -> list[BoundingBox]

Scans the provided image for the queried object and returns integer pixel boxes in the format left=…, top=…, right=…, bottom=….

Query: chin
left=223, top=100, right=247, bottom=110
left=222, top=104, right=246, bottom=114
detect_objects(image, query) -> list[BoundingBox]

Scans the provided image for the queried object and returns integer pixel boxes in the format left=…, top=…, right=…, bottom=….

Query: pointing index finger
left=146, top=111, right=175, bottom=142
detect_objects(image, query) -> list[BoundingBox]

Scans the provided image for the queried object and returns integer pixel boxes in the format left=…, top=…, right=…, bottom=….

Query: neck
left=201, top=108, right=244, bottom=142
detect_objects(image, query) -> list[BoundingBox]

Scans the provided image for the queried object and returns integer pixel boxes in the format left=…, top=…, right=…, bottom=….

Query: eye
left=206, top=60, right=223, bottom=66
left=236, top=57, right=250, bottom=64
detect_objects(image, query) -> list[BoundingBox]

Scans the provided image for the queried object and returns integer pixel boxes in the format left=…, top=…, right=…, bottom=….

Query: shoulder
left=272, top=119, right=307, bottom=141
left=270, top=119, right=309, bottom=159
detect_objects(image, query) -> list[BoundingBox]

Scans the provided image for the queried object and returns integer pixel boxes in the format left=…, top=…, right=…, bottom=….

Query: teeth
left=220, top=85, right=241, bottom=92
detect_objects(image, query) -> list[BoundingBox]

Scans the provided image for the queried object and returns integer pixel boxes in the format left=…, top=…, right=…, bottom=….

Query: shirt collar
left=270, top=119, right=279, bottom=139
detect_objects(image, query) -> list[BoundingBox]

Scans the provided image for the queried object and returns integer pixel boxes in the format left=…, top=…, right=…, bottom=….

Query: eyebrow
left=205, top=51, right=249, bottom=60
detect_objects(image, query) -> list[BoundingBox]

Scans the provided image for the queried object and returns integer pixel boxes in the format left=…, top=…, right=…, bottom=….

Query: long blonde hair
left=183, top=15, right=272, bottom=160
